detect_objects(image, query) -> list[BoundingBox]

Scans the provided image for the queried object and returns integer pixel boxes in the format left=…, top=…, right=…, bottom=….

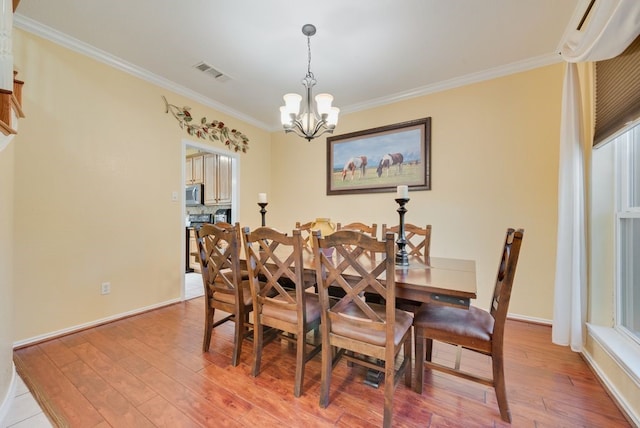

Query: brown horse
left=376, top=153, right=403, bottom=177
left=342, top=155, right=368, bottom=181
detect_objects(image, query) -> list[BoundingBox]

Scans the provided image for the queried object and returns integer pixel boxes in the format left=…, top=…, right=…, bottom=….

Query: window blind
left=595, top=35, right=640, bottom=146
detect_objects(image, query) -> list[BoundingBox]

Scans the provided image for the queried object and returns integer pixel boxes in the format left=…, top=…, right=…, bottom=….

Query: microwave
left=185, top=184, right=203, bottom=206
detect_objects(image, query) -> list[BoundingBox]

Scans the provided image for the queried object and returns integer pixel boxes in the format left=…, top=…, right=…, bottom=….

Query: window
left=615, top=123, right=640, bottom=343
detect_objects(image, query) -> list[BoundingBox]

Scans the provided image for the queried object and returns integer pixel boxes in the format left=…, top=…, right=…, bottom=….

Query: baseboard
left=13, top=298, right=181, bottom=349
left=582, top=346, right=640, bottom=427
left=507, top=312, right=552, bottom=325
left=0, top=362, right=17, bottom=426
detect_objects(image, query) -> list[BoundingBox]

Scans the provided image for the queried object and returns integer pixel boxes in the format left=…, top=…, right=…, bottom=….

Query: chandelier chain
left=307, top=34, right=314, bottom=79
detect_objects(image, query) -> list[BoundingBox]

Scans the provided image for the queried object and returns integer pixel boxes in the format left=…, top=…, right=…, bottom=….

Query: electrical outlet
left=101, top=282, right=111, bottom=295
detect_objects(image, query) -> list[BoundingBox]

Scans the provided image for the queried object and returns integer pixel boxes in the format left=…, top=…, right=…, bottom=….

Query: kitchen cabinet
left=204, top=153, right=232, bottom=205
left=188, top=228, right=201, bottom=273
left=185, top=154, right=204, bottom=184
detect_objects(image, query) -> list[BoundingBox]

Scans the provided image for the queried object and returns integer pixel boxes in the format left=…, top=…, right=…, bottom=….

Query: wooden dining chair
left=312, top=229, right=412, bottom=428
left=241, top=226, right=322, bottom=397
left=295, top=221, right=320, bottom=291
left=382, top=223, right=432, bottom=265
left=413, top=228, right=524, bottom=423
left=295, top=221, right=313, bottom=250
left=336, top=221, right=378, bottom=239
left=197, top=222, right=253, bottom=366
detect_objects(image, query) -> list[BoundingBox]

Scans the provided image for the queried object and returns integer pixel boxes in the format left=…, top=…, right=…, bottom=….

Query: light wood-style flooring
left=14, top=297, right=632, bottom=427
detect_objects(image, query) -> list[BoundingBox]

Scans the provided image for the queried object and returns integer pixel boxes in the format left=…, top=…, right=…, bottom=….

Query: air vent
left=193, top=62, right=231, bottom=82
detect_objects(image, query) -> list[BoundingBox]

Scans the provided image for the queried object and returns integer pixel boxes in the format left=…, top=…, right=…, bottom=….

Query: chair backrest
left=336, top=222, right=378, bottom=239
left=295, top=221, right=313, bottom=250
left=242, top=227, right=307, bottom=319
left=212, top=221, right=234, bottom=230
left=197, top=222, right=244, bottom=303
left=489, top=228, right=524, bottom=340
left=382, top=223, right=432, bottom=264
left=312, top=229, right=396, bottom=342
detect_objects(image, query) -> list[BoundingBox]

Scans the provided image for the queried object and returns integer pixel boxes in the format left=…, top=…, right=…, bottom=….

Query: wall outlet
left=101, top=282, right=111, bottom=295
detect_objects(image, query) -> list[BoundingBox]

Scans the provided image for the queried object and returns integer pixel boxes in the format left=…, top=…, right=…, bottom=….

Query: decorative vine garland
left=162, top=96, right=249, bottom=153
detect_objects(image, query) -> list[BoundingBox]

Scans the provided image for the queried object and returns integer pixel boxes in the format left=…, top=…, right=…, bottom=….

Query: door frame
left=180, top=138, right=241, bottom=300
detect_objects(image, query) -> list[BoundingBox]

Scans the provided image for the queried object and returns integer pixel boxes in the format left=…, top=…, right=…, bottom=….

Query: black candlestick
left=395, top=198, right=410, bottom=266
left=258, top=202, right=268, bottom=227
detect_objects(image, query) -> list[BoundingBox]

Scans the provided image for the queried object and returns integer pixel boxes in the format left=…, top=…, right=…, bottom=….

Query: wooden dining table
left=242, top=246, right=477, bottom=309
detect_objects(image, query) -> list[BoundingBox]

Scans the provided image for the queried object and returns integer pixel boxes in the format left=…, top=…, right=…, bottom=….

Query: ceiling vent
left=193, top=62, right=231, bottom=82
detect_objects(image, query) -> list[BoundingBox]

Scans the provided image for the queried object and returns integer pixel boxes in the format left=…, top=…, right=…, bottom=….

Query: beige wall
left=12, top=29, right=271, bottom=341
left=0, top=141, right=15, bottom=414
left=270, top=65, right=564, bottom=320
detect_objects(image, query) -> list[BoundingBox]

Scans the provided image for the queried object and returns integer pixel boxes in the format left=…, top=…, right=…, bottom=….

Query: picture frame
left=326, top=117, right=431, bottom=195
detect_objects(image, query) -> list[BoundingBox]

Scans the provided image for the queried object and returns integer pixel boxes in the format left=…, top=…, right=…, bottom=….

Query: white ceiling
left=14, top=0, right=587, bottom=131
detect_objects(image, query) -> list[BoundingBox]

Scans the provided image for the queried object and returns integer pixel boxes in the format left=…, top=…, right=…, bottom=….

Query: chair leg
left=492, top=353, right=511, bottom=423
left=425, top=338, right=433, bottom=362
left=404, top=336, right=412, bottom=387
left=414, top=328, right=425, bottom=394
left=252, top=318, right=263, bottom=376
left=294, top=329, right=305, bottom=397
left=202, top=306, right=215, bottom=352
left=232, top=311, right=245, bottom=367
left=319, top=340, right=332, bottom=408
left=383, top=356, right=394, bottom=428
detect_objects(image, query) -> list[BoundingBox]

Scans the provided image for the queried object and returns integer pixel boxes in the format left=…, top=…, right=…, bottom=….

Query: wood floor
left=14, top=297, right=631, bottom=427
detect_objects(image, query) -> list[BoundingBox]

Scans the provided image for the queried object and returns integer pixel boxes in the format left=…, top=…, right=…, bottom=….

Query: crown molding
left=340, top=53, right=563, bottom=115
left=15, top=14, right=565, bottom=133
left=13, top=14, right=272, bottom=131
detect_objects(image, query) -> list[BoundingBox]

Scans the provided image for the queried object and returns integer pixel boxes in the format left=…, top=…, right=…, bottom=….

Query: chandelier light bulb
left=315, top=93, right=333, bottom=116
left=282, top=93, right=302, bottom=116
left=327, top=107, right=340, bottom=127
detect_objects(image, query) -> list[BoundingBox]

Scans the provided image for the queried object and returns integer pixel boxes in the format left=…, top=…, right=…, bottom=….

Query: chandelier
left=280, top=24, right=339, bottom=141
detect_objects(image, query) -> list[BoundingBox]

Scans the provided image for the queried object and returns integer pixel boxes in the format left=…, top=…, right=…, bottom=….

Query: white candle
left=258, top=193, right=267, bottom=203
left=396, top=185, right=409, bottom=199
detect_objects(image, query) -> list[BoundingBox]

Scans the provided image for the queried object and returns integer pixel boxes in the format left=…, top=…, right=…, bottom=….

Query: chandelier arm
left=312, top=127, right=335, bottom=139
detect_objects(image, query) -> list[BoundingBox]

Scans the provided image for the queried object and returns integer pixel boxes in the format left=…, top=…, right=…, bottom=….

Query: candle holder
left=395, top=198, right=410, bottom=266
left=258, top=202, right=268, bottom=227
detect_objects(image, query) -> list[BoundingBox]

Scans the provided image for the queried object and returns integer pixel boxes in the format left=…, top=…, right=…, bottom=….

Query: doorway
left=181, top=138, right=240, bottom=300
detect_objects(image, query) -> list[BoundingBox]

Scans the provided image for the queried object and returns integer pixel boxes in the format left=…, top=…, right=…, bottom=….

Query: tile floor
left=185, top=272, right=204, bottom=299
left=1, top=375, right=51, bottom=428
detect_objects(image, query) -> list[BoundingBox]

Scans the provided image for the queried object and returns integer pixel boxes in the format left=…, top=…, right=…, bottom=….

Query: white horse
left=342, top=155, right=368, bottom=181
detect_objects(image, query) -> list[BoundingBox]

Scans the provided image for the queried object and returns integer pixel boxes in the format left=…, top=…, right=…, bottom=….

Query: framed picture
left=326, top=117, right=431, bottom=195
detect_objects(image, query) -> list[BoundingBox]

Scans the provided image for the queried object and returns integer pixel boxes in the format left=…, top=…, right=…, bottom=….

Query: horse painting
left=342, top=155, right=368, bottom=181
left=376, top=153, right=403, bottom=177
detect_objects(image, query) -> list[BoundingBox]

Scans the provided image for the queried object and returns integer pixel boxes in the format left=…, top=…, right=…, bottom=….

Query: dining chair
left=295, top=221, right=313, bottom=250
left=382, top=223, right=432, bottom=265
left=295, top=221, right=320, bottom=291
left=312, top=229, right=412, bottom=428
left=413, top=228, right=524, bottom=423
left=197, top=222, right=253, bottom=366
left=336, top=221, right=378, bottom=238
left=242, top=226, right=322, bottom=397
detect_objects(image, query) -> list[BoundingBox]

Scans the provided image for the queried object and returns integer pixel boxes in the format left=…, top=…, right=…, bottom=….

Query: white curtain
left=553, top=0, right=640, bottom=351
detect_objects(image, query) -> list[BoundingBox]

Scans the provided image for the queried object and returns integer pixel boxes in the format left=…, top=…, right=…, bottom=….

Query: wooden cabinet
left=185, top=155, right=204, bottom=184
left=188, top=228, right=201, bottom=273
left=204, top=153, right=232, bottom=205
left=217, top=154, right=232, bottom=204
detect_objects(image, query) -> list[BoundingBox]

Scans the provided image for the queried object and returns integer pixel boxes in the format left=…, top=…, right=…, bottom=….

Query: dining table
left=241, top=245, right=477, bottom=309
